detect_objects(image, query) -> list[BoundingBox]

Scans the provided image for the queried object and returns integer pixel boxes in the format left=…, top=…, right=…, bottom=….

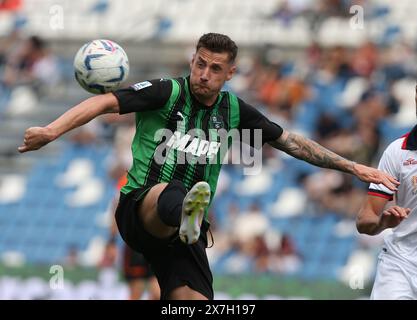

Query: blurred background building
left=0, top=0, right=416, bottom=299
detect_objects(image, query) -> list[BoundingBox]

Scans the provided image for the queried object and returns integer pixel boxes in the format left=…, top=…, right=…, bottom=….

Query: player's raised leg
left=138, top=180, right=210, bottom=244
left=138, top=181, right=183, bottom=239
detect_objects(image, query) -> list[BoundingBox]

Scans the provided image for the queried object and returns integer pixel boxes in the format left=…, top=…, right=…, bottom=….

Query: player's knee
left=138, top=183, right=168, bottom=223
left=159, top=180, right=187, bottom=199
left=140, top=183, right=167, bottom=211
left=157, top=179, right=187, bottom=226
left=157, top=180, right=187, bottom=206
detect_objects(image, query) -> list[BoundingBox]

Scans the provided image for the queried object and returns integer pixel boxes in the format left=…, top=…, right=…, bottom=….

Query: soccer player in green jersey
left=19, top=33, right=399, bottom=300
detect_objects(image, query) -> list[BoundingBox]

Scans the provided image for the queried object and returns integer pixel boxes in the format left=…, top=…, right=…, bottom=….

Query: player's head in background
left=24, top=35, right=46, bottom=57
left=190, top=33, right=238, bottom=105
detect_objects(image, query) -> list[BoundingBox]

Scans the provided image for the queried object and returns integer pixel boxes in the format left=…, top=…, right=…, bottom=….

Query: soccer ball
left=73, top=39, right=129, bottom=94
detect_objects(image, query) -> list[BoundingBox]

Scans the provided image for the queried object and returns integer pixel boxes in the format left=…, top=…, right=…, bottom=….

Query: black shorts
left=123, top=244, right=154, bottom=281
left=115, top=186, right=213, bottom=300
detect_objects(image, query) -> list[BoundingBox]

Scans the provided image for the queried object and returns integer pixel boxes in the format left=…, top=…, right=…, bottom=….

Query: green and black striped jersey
left=113, top=76, right=283, bottom=205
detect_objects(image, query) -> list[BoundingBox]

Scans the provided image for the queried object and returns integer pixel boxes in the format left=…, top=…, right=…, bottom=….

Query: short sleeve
left=112, top=78, right=172, bottom=114
left=368, top=144, right=399, bottom=201
left=238, top=98, right=283, bottom=148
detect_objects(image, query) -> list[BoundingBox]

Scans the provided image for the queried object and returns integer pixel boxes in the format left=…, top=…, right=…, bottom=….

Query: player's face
left=190, top=48, right=236, bottom=104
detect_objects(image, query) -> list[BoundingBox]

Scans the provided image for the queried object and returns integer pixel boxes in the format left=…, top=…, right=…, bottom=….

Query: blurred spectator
left=67, top=107, right=134, bottom=148
left=271, top=0, right=303, bottom=26
left=63, top=245, right=81, bottom=269
left=351, top=42, right=378, bottom=78
left=121, top=243, right=160, bottom=300
left=302, top=170, right=366, bottom=218
left=232, top=203, right=268, bottom=243
left=257, top=68, right=308, bottom=121
left=351, top=123, right=381, bottom=165
left=253, top=235, right=270, bottom=272
left=2, top=35, right=61, bottom=92
left=305, top=42, right=323, bottom=69
left=107, top=123, right=136, bottom=181
left=98, top=239, right=118, bottom=269
left=67, top=119, right=104, bottom=146
left=253, top=231, right=303, bottom=274
left=354, top=89, right=397, bottom=128
left=269, top=233, right=303, bottom=274
left=315, top=46, right=352, bottom=85
left=0, top=30, right=21, bottom=67
left=315, top=113, right=381, bottom=166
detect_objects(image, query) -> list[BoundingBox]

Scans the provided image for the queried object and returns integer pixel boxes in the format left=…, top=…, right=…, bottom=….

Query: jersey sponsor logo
left=153, top=128, right=263, bottom=174
left=403, top=158, right=417, bottom=166
left=166, top=131, right=221, bottom=159
left=131, top=81, right=152, bottom=91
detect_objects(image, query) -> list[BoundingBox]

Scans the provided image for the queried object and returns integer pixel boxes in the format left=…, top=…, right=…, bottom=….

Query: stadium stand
left=0, top=0, right=416, bottom=299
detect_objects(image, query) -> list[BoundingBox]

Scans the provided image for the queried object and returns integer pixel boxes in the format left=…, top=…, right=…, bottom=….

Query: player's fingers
left=399, top=207, right=410, bottom=218
left=384, top=207, right=399, bottom=217
left=382, top=210, right=391, bottom=217
left=394, top=206, right=406, bottom=217
left=18, top=145, right=28, bottom=153
left=386, top=174, right=400, bottom=186
left=370, top=169, right=398, bottom=191
left=391, top=206, right=407, bottom=218
left=397, top=207, right=407, bottom=219
left=391, top=208, right=401, bottom=217
left=372, top=171, right=395, bottom=191
left=380, top=177, right=397, bottom=191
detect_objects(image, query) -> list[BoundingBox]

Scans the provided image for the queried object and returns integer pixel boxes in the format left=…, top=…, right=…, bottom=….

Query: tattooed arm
left=269, top=130, right=356, bottom=173
left=268, top=130, right=399, bottom=191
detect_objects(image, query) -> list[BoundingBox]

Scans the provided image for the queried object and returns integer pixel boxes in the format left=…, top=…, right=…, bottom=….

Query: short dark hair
left=196, top=33, right=238, bottom=63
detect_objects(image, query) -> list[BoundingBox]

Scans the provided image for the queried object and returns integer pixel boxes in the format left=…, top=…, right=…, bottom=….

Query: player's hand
left=353, top=163, right=399, bottom=191
left=380, top=206, right=410, bottom=229
left=18, top=127, right=55, bottom=153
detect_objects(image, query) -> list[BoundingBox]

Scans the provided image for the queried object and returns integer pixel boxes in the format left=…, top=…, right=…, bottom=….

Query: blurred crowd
left=1, top=0, right=416, bottom=288
left=0, top=32, right=62, bottom=116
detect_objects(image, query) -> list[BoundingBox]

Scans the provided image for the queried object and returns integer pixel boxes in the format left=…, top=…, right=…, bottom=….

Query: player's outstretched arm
left=357, top=195, right=410, bottom=235
left=18, top=93, right=119, bottom=153
left=268, top=130, right=400, bottom=191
